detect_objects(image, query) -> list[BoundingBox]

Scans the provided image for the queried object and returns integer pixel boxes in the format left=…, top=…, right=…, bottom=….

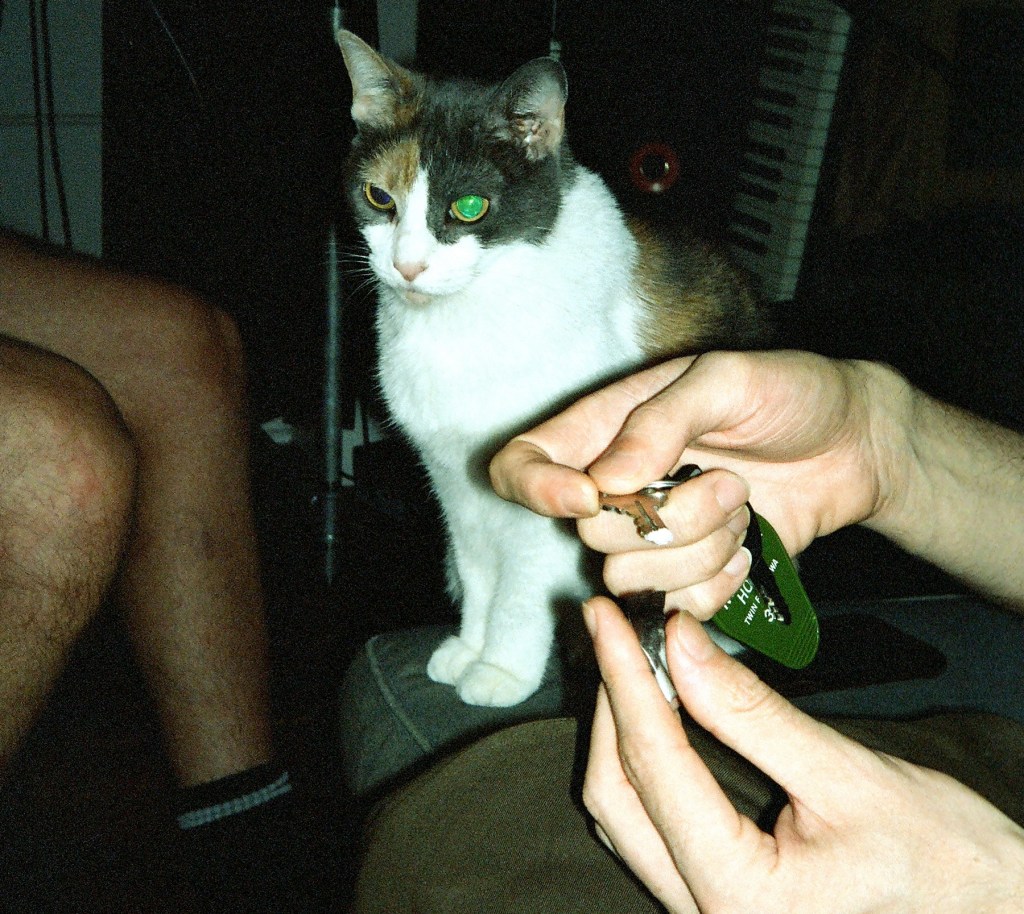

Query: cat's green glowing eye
left=364, top=183, right=395, bottom=212
left=449, top=194, right=490, bottom=223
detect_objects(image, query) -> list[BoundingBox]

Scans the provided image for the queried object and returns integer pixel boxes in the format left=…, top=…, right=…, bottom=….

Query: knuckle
left=581, top=766, right=622, bottom=822
left=692, top=531, right=734, bottom=579
left=486, top=450, right=509, bottom=494
left=487, top=443, right=522, bottom=500
left=601, top=553, right=628, bottom=594
left=615, top=727, right=663, bottom=783
left=623, top=399, right=679, bottom=441
left=666, top=566, right=741, bottom=621
left=668, top=589, right=722, bottom=622
left=720, top=663, right=779, bottom=719
left=580, top=777, right=603, bottom=818
left=659, top=487, right=704, bottom=533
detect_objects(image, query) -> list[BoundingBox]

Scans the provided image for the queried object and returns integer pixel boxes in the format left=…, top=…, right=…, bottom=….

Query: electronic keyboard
left=727, top=0, right=852, bottom=302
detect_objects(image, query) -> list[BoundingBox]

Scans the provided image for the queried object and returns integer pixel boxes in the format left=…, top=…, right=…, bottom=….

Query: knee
left=126, top=284, right=249, bottom=421
left=0, top=340, right=137, bottom=544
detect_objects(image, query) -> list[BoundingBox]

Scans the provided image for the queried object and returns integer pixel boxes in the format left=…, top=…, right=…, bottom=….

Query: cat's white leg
left=425, top=483, right=501, bottom=687
left=454, top=503, right=590, bottom=707
left=424, top=545, right=481, bottom=685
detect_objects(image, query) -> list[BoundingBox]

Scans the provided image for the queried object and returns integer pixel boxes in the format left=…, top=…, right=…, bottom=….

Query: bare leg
left=0, top=234, right=271, bottom=786
left=0, top=335, right=135, bottom=773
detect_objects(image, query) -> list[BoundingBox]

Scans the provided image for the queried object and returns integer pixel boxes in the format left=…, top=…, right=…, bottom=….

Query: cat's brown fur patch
left=337, top=30, right=425, bottom=132
left=380, top=65, right=424, bottom=132
left=629, top=218, right=768, bottom=360
left=361, top=138, right=421, bottom=198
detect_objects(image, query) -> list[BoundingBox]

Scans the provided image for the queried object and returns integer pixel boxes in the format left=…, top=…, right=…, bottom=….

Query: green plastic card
left=712, top=511, right=819, bottom=669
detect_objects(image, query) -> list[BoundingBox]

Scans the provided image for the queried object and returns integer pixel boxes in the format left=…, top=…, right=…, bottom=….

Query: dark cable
left=147, top=0, right=203, bottom=106
left=40, top=0, right=72, bottom=248
left=28, top=0, right=50, bottom=241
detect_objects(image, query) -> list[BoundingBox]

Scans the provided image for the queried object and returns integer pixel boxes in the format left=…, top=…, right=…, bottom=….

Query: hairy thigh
left=0, top=232, right=244, bottom=424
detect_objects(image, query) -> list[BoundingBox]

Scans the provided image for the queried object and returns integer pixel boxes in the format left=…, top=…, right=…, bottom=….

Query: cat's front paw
left=426, top=635, right=481, bottom=686
left=456, top=661, right=538, bottom=707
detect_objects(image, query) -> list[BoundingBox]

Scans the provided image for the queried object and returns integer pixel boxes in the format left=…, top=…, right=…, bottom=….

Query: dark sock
left=176, top=762, right=293, bottom=831
left=175, top=762, right=341, bottom=913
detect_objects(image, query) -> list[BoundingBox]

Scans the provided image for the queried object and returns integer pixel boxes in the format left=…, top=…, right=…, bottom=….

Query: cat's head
left=336, top=30, right=571, bottom=305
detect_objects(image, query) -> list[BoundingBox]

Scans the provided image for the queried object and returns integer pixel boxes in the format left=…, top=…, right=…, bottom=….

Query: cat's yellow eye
left=449, top=194, right=489, bottom=224
left=364, top=183, right=395, bottom=212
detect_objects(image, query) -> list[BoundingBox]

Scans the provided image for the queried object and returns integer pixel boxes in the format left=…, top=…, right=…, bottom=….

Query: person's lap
left=348, top=709, right=1024, bottom=914
left=340, top=595, right=1024, bottom=912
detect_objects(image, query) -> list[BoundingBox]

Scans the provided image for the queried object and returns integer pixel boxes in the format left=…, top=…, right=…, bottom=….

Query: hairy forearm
left=861, top=361, right=1024, bottom=611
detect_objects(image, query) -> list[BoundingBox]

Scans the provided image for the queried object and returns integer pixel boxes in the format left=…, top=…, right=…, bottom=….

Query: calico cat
left=336, top=30, right=770, bottom=707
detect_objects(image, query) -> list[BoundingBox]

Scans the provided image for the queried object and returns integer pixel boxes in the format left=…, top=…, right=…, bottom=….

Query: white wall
left=0, top=0, right=103, bottom=255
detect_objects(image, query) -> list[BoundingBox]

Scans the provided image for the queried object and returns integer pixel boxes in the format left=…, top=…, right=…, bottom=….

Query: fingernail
left=560, top=483, right=599, bottom=518
left=724, top=546, right=753, bottom=578
left=582, top=599, right=598, bottom=638
left=725, top=505, right=750, bottom=538
left=674, top=611, right=717, bottom=662
left=713, top=474, right=750, bottom=516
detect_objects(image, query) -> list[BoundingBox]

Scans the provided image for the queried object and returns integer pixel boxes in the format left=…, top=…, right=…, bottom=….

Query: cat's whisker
left=344, top=273, right=381, bottom=298
left=333, top=248, right=381, bottom=296
left=338, top=254, right=372, bottom=269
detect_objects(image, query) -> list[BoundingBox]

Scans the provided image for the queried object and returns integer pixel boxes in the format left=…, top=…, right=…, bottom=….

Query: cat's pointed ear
left=488, top=58, right=568, bottom=161
left=336, top=30, right=422, bottom=130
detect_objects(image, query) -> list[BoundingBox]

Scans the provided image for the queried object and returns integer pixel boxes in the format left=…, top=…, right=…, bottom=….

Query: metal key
left=598, top=466, right=702, bottom=546
left=599, top=488, right=674, bottom=544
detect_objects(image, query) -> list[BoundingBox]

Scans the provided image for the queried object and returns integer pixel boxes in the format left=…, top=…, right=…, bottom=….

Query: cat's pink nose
left=396, top=261, right=427, bottom=282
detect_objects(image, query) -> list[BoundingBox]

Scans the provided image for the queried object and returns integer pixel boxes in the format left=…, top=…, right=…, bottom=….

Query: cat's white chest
left=377, top=264, right=634, bottom=450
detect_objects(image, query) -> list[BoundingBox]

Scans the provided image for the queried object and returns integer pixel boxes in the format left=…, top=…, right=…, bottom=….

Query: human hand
left=490, top=350, right=906, bottom=617
left=581, top=595, right=1024, bottom=914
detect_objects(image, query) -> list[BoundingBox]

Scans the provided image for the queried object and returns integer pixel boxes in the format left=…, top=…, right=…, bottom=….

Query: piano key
left=754, top=82, right=839, bottom=114
left=759, top=65, right=844, bottom=97
left=766, top=32, right=812, bottom=55
left=736, top=176, right=779, bottom=204
left=729, top=236, right=813, bottom=301
left=757, top=84, right=800, bottom=110
left=766, top=25, right=847, bottom=54
left=767, top=16, right=852, bottom=49
left=735, top=172, right=826, bottom=208
left=732, top=209, right=775, bottom=238
left=742, top=148, right=828, bottom=186
left=736, top=174, right=819, bottom=208
left=733, top=225, right=811, bottom=274
left=736, top=174, right=820, bottom=207
left=762, top=45, right=848, bottom=75
left=734, top=248, right=806, bottom=285
left=736, top=200, right=807, bottom=230
left=746, top=138, right=788, bottom=163
left=736, top=168, right=822, bottom=204
left=745, top=118, right=832, bottom=155
left=729, top=248, right=805, bottom=301
left=774, top=0, right=849, bottom=21
left=752, top=96, right=840, bottom=128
